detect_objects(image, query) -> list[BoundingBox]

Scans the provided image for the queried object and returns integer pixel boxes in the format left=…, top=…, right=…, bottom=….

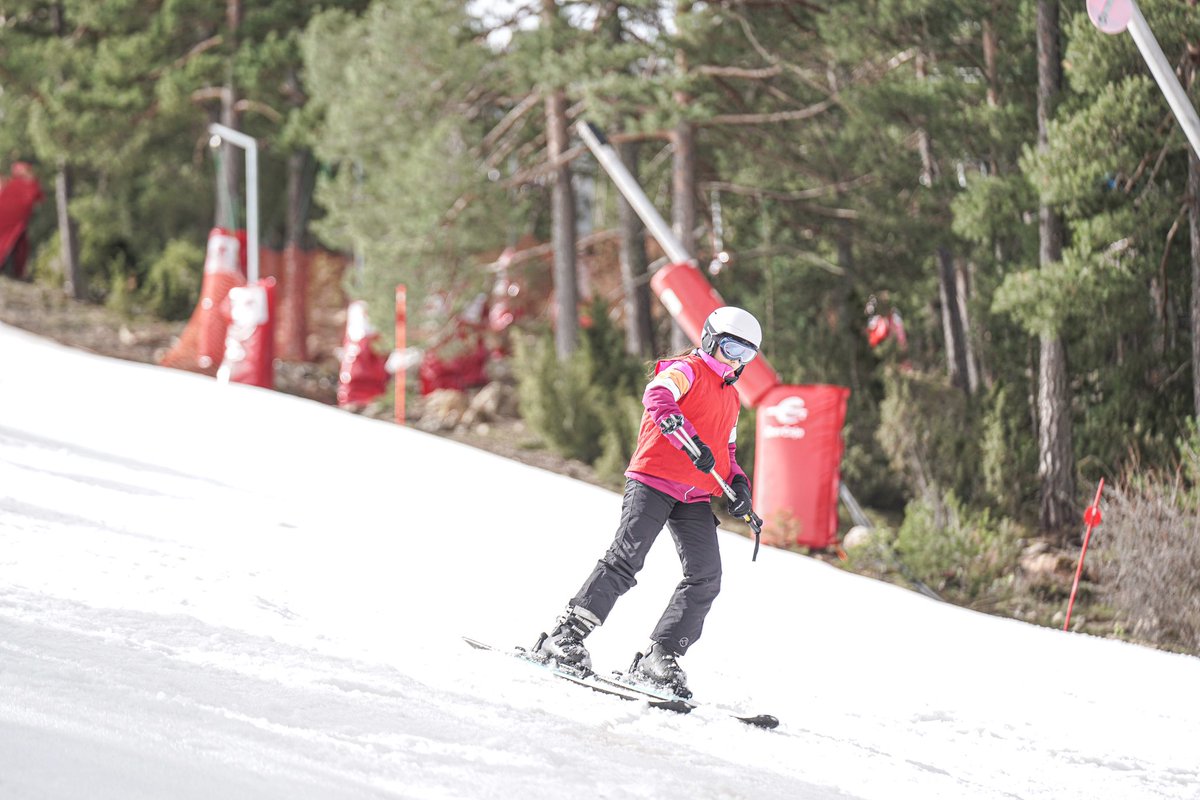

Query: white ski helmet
left=701, top=306, right=762, bottom=354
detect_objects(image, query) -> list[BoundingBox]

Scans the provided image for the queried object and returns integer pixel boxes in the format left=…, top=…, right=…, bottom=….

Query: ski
left=592, top=672, right=779, bottom=730
left=462, top=637, right=693, bottom=712
left=463, top=637, right=778, bottom=728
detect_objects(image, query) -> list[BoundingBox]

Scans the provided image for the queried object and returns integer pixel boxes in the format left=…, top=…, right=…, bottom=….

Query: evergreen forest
left=3, top=0, right=1200, bottom=653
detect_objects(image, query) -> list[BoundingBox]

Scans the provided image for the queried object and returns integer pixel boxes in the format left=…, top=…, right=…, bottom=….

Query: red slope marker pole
left=1064, top=478, right=1105, bottom=632
left=395, top=284, right=407, bottom=425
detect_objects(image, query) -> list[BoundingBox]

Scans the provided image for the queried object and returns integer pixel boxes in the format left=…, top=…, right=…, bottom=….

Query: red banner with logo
left=753, top=384, right=850, bottom=549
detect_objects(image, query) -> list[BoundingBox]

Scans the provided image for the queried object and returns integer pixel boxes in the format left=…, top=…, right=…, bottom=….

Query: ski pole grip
left=659, top=414, right=686, bottom=436
left=673, top=428, right=741, bottom=500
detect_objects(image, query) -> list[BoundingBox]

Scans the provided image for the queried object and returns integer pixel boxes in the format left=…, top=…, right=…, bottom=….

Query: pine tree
left=303, top=0, right=508, bottom=335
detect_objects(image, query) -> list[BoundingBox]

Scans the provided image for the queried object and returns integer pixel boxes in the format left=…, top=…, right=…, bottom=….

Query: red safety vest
left=627, top=354, right=740, bottom=496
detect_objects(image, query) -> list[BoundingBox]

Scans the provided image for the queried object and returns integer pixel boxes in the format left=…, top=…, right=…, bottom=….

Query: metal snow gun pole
left=661, top=417, right=764, bottom=561
left=576, top=122, right=691, bottom=265
left=207, top=123, right=260, bottom=284
left=1086, top=0, right=1200, bottom=159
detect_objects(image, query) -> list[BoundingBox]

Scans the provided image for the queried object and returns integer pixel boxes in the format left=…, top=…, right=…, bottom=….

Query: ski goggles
left=718, top=337, right=758, bottom=364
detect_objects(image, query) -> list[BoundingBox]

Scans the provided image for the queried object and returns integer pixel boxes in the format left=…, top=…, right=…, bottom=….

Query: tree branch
left=233, top=98, right=283, bottom=123
left=703, top=175, right=874, bottom=201
left=170, top=35, right=222, bottom=71
left=727, top=8, right=830, bottom=97
left=695, top=64, right=784, bottom=80
left=483, top=91, right=542, bottom=151
left=703, top=98, right=834, bottom=126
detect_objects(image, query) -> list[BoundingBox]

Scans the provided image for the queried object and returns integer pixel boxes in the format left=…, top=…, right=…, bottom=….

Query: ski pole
left=668, top=427, right=764, bottom=561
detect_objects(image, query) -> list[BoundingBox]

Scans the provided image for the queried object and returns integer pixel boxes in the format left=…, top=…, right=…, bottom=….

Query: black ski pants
left=571, top=478, right=721, bottom=655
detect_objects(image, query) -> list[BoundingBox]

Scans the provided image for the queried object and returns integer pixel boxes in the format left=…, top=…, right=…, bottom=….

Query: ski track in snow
left=1, top=322, right=1199, bottom=800
left=0, top=590, right=839, bottom=800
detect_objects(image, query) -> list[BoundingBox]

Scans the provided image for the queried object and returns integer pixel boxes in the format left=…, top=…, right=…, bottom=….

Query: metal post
left=1091, top=0, right=1200, bottom=160
left=1126, top=3, right=1200, bottom=159
left=208, top=123, right=260, bottom=283
left=576, top=121, right=691, bottom=265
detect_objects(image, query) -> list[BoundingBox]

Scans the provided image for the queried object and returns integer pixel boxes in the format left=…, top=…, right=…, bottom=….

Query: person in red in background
left=865, top=293, right=908, bottom=351
left=532, top=306, right=762, bottom=700
left=0, top=162, right=45, bottom=280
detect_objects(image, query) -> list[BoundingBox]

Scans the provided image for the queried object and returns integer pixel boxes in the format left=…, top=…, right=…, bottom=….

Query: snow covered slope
left=1, top=322, right=1197, bottom=800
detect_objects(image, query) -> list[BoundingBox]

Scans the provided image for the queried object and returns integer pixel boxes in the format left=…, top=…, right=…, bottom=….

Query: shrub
left=841, top=403, right=906, bottom=512
left=513, top=302, right=644, bottom=479
left=877, top=367, right=981, bottom=504
left=104, top=253, right=136, bottom=316
left=140, top=239, right=203, bottom=320
left=593, top=394, right=645, bottom=481
left=1095, top=422, right=1200, bottom=653
left=28, top=234, right=64, bottom=288
left=979, top=383, right=1039, bottom=518
left=894, top=491, right=1022, bottom=603
left=514, top=334, right=607, bottom=463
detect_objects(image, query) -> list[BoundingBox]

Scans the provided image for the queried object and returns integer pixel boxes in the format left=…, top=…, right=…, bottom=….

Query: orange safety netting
left=159, top=271, right=245, bottom=375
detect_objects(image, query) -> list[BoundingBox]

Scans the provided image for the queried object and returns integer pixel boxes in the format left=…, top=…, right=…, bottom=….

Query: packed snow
left=1, top=321, right=1198, bottom=800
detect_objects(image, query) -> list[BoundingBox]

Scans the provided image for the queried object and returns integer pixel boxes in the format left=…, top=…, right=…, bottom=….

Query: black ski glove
left=687, top=436, right=716, bottom=474
left=727, top=474, right=753, bottom=517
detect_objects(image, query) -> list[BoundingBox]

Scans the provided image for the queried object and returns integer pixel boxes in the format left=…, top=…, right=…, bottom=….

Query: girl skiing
left=533, top=306, right=761, bottom=699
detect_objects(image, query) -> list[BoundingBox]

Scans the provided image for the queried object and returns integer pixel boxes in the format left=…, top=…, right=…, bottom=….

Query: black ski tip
left=737, top=714, right=779, bottom=729
left=648, top=699, right=694, bottom=714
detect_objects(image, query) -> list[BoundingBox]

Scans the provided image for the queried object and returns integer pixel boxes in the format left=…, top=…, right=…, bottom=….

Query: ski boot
left=532, top=606, right=600, bottom=673
left=628, top=642, right=692, bottom=700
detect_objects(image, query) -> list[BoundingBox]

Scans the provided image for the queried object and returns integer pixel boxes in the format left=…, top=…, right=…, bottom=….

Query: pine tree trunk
left=54, top=161, right=82, bottom=300
left=1038, top=335, right=1075, bottom=528
left=216, top=0, right=242, bottom=229
left=541, top=1, right=577, bottom=360
left=982, top=15, right=1000, bottom=111
left=917, top=53, right=971, bottom=393
left=50, top=4, right=82, bottom=300
left=282, top=149, right=310, bottom=362
left=956, top=261, right=981, bottom=393
left=671, top=118, right=695, bottom=352
left=544, top=89, right=578, bottom=362
left=936, top=247, right=969, bottom=392
left=616, top=140, right=654, bottom=358
left=1189, top=121, right=1200, bottom=420
left=1187, top=47, right=1200, bottom=420
left=836, top=218, right=861, bottom=393
left=669, top=0, right=695, bottom=352
left=1036, top=0, right=1076, bottom=531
